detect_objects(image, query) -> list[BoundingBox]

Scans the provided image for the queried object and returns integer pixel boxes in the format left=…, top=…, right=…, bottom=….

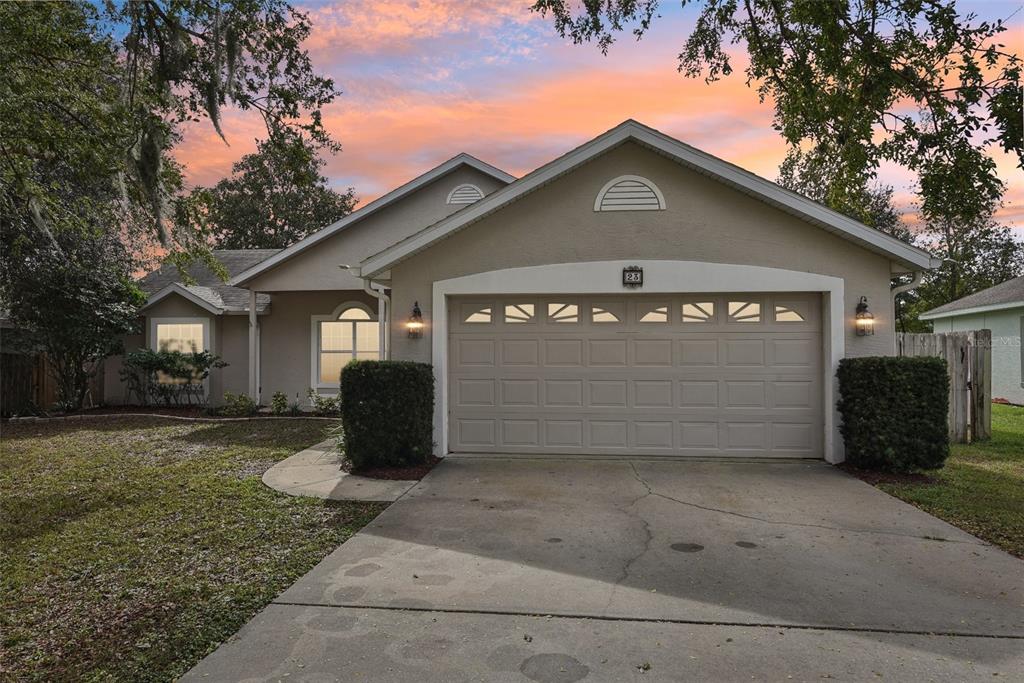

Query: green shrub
left=836, top=356, right=949, bottom=472
left=270, top=391, right=288, bottom=416
left=306, top=388, right=340, bottom=416
left=339, top=360, right=434, bottom=469
left=119, top=348, right=226, bottom=406
left=220, top=391, right=258, bottom=417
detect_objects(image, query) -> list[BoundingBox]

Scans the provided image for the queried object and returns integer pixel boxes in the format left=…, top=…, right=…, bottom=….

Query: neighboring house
left=920, top=276, right=1024, bottom=405
left=106, top=120, right=940, bottom=463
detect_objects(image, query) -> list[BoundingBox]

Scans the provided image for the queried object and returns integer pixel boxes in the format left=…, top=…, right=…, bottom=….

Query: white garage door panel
left=449, top=294, right=822, bottom=457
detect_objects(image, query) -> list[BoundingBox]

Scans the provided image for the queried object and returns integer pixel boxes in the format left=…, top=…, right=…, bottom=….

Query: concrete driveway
left=185, top=458, right=1024, bottom=681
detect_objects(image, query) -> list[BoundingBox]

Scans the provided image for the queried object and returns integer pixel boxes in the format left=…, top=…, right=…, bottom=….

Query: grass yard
left=0, top=417, right=386, bottom=682
left=876, top=403, right=1024, bottom=558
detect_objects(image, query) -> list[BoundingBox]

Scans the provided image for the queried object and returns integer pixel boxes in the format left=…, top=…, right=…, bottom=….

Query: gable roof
left=228, top=153, right=516, bottom=287
left=139, top=249, right=278, bottom=315
left=361, top=120, right=940, bottom=277
left=920, top=276, right=1024, bottom=320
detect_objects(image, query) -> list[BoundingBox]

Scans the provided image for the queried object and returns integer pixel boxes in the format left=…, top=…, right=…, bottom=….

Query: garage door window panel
left=505, top=303, right=536, bottom=324
left=728, top=300, right=762, bottom=323
left=592, top=303, right=624, bottom=323
left=638, top=303, right=669, bottom=323
left=548, top=303, right=579, bottom=323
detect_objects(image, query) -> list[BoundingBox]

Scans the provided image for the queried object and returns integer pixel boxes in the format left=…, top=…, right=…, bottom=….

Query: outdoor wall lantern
left=406, top=301, right=424, bottom=339
left=855, top=296, right=874, bottom=336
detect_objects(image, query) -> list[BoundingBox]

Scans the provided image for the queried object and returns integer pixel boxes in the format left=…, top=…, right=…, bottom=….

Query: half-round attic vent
left=447, top=183, right=484, bottom=205
left=594, top=175, right=666, bottom=212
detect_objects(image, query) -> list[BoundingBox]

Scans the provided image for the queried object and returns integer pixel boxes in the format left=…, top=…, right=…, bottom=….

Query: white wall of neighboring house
left=931, top=307, right=1024, bottom=405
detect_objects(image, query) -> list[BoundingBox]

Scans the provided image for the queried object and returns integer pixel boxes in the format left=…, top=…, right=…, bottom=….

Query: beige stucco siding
left=245, top=166, right=507, bottom=292
left=932, top=308, right=1024, bottom=404
left=388, top=142, right=897, bottom=364
left=104, top=295, right=252, bottom=405
left=257, top=290, right=377, bottom=401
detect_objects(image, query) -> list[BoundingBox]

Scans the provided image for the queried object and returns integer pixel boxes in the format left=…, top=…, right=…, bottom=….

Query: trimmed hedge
left=836, top=356, right=949, bottom=472
left=339, top=360, right=434, bottom=469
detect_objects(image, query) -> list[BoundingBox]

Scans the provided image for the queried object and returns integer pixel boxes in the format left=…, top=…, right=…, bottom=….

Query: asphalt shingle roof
left=922, top=276, right=1024, bottom=317
left=139, top=250, right=279, bottom=314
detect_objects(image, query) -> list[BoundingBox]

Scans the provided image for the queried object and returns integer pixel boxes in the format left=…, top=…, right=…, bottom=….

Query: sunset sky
left=174, top=0, right=1024, bottom=233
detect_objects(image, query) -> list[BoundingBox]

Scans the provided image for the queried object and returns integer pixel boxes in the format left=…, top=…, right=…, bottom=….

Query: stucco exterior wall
left=245, top=166, right=507, bottom=292
left=387, top=142, right=897, bottom=364
left=932, top=308, right=1024, bottom=405
left=257, top=290, right=377, bottom=401
left=104, top=295, right=253, bottom=406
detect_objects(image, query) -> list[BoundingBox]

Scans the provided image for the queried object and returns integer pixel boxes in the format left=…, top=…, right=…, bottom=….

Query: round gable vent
left=447, top=184, right=484, bottom=205
left=594, top=175, right=666, bottom=212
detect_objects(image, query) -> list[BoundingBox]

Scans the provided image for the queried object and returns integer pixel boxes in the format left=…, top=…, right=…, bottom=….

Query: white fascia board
left=228, top=154, right=515, bottom=287
left=361, top=120, right=938, bottom=276
left=141, top=284, right=223, bottom=315
left=919, top=301, right=1024, bottom=320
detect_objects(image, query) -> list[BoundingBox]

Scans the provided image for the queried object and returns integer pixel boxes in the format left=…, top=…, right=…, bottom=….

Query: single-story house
left=105, top=119, right=941, bottom=462
left=921, top=276, right=1023, bottom=405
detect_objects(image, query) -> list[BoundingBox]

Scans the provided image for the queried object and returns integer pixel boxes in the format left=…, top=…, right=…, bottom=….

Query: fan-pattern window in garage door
left=448, top=293, right=823, bottom=458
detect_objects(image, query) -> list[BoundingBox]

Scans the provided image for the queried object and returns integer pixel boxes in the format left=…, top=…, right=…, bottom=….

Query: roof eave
left=228, top=154, right=515, bottom=287
left=361, top=121, right=938, bottom=277
left=920, top=300, right=1024, bottom=320
left=140, top=284, right=224, bottom=316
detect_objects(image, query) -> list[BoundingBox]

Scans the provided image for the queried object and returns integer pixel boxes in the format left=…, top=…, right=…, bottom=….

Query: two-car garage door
left=448, top=293, right=823, bottom=458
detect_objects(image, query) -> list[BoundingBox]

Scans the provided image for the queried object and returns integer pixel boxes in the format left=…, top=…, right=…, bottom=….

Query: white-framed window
left=311, top=302, right=379, bottom=390
left=148, top=317, right=211, bottom=386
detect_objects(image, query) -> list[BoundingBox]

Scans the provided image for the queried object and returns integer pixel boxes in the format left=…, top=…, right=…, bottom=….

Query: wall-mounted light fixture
left=855, top=296, right=874, bottom=336
left=407, top=301, right=424, bottom=339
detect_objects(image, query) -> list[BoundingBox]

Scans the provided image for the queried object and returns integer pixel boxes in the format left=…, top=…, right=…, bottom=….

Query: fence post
left=972, top=329, right=992, bottom=441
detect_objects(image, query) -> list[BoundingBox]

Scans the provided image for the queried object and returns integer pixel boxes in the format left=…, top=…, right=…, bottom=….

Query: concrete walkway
left=191, top=457, right=1024, bottom=681
left=262, top=439, right=416, bottom=502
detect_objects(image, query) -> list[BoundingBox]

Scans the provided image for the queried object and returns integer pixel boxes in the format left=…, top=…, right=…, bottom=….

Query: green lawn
left=876, top=403, right=1024, bottom=558
left=0, top=417, right=386, bottom=682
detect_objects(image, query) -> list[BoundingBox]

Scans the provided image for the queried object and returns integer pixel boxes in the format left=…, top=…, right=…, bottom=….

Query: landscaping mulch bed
left=342, top=455, right=443, bottom=481
left=836, top=463, right=938, bottom=487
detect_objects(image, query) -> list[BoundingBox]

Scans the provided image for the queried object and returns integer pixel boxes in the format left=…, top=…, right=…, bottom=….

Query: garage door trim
left=430, top=260, right=846, bottom=462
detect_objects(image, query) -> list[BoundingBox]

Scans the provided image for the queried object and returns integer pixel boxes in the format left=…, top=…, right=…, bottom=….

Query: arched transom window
left=314, top=304, right=379, bottom=388
left=447, top=183, right=484, bottom=205
left=594, top=175, right=666, bottom=212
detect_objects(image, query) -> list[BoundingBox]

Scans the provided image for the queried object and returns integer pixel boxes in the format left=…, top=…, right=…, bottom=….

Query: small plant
left=119, top=348, right=226, bottom=406
left=220, top=391, right=258, bottom=417
left=288, top=398, right=303, bottom=416
left=270, top=391, right=288, bottom=416
left=307, top=388, right=340, bottom=416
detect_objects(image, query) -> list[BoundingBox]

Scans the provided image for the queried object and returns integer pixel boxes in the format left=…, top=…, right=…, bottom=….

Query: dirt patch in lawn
left=342, top=455, right=442, bottom=481
left=836, top=463, right=938, bottom=487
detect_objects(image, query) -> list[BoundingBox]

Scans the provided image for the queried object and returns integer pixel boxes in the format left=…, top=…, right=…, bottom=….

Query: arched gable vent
left=447, top=183, right=484, bottom=205
left=594, top=175, right=666, bottom=212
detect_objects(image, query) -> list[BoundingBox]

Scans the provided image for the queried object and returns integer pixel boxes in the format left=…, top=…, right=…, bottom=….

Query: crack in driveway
left=627, top=462, right=982, bottom=546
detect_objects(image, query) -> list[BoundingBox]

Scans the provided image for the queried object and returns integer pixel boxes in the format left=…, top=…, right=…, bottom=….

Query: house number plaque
left=622, top=265, right=643, bottom=288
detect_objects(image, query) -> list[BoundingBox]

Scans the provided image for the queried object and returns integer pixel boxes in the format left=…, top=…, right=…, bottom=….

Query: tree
left=778, top=153, right=912, bottom=242
left=2, top=227, right=146, bottom=411
left=1, top=0, right=341, bottom=406
left=532, top=0, right=1021, bottom=236
left=0, top=0, right=339, bottom=256
left=181, top=135, right=356, bottom=250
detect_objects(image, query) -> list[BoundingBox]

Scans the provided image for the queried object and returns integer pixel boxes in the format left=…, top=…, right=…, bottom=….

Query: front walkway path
left=262, top=439, right=416, bottom=502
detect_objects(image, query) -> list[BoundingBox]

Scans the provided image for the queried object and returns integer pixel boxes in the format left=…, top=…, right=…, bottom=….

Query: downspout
left=339, top=264, right=389, bottom=359
left=891, top=270, right=924, bottom=353
left=363, top=278, right=390, bottom=360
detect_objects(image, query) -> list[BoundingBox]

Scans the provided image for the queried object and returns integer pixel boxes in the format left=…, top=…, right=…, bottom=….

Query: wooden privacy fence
left=0, top=352, right=105, bottom=416
left=896, top=331, right=992, bottom=443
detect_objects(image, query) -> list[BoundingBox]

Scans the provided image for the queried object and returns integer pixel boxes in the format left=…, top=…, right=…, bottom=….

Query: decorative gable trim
left=140, top=284, right=224, bottom=316
left=228, top=154, right=515, bottom=286
left=361, top=120, right=940, bottom=277
left=594, top=175, right=665, bottom=211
